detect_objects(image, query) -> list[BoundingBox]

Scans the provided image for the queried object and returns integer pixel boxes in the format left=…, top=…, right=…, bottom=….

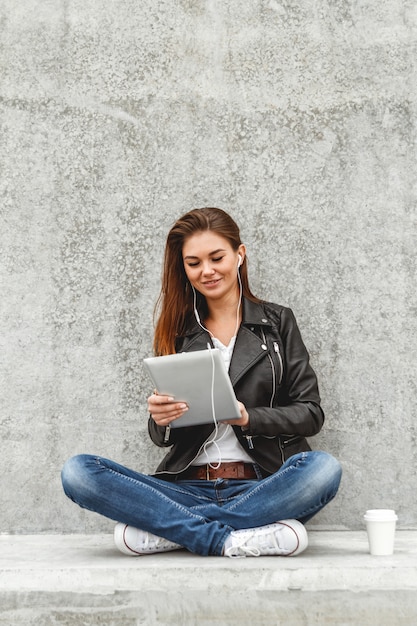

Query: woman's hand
left=224, top=401, right=249, bottom=428
left=148, top=392, right=189, bottom=427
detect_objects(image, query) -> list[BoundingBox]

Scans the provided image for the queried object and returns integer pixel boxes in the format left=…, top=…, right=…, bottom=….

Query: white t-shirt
left=192, top=336, right=254, bottom=466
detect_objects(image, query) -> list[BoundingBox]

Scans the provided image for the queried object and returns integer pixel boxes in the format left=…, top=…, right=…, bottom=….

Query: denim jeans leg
left=203, top=451, right=342, bottom=529
left=61, top=454, right=232, bottom=556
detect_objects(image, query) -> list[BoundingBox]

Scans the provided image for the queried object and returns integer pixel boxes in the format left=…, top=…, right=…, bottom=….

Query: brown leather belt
left=181, top=462, right=258, bottom=481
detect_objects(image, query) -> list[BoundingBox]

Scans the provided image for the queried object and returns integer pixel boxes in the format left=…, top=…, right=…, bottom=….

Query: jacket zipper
left=243, top=330, right=279, bottom=452
left=261, top=329, right=277, bottom=408
left=278, top=438, right=285, bottom=464
left=273, top=341, right=283, bottom=385
left=164, top=424, right=171, bottom=443
left=245, top=434, right=254, bottom=449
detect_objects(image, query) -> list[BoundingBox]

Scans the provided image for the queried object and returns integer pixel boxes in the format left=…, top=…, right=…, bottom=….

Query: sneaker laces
left=225, top=526, right=283, bottom=558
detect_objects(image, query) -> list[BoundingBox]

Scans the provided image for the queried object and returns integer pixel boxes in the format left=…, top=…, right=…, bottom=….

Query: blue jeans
left=61, top=451, right=341, bottom=556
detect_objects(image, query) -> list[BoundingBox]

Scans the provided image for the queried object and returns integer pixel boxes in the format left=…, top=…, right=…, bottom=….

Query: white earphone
left=238, top=254, right=243, bottom=267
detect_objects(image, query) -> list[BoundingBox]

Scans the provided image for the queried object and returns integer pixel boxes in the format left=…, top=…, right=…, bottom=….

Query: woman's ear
left=237, top=244, right=246, bottom=267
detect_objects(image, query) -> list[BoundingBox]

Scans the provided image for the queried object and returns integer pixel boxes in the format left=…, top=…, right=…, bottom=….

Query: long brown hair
left=153, top=207, right=260, bottom=355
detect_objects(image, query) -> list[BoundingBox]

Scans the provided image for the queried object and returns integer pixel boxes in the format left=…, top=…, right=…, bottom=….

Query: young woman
left=62, top=207, right=341, bottom=557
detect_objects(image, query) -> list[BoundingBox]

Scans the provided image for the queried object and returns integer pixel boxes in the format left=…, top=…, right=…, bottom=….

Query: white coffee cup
left=364, top=509, right=398, bottom=556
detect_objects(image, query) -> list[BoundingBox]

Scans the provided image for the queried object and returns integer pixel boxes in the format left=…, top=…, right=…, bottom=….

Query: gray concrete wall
left=1, top=0, right=416, bottom=533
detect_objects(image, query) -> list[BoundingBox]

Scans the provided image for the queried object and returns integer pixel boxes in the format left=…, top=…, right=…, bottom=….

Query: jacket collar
left=240, top=297, right=271, bottom=328
left=178, top=298, right=271, bottom=386
left=181, top=297, right=271, bottom=338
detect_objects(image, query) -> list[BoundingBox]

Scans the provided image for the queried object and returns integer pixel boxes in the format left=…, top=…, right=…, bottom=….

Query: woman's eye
left=186, top=256, right=224, bottom=267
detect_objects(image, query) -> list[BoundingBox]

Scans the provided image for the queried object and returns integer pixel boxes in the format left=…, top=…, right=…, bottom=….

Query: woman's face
left=182, top=231, right=245, bottom=303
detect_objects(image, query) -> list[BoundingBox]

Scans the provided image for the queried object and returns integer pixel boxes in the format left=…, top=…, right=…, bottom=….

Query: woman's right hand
left=147, top=392, right=189, bottom=427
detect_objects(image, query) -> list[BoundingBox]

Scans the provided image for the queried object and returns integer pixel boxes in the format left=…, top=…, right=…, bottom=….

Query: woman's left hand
left=224, top=401, right=249, bottom=428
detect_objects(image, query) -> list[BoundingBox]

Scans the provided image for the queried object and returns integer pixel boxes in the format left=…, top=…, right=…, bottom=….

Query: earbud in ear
left=238, top=254, right=243, bottom=267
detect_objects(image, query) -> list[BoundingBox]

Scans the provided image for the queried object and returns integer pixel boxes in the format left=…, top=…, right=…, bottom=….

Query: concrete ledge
left=1, top=531, right=416, bottom=625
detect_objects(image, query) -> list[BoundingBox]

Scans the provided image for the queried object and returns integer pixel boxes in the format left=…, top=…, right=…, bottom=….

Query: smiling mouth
left=202, top=279, right=221, bottom=286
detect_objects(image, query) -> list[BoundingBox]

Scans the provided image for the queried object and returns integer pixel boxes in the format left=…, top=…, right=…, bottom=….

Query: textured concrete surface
left=1, top=0, right=417, bottom=534
left=1, top=531, right=417, bottom=625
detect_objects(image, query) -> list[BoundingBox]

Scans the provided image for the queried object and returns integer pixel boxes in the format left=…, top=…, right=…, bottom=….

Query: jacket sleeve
left=245, top=307, right=324, bottom=438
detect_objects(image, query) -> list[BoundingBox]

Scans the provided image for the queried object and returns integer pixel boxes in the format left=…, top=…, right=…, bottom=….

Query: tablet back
left=144, top=349, right=240, bottom=428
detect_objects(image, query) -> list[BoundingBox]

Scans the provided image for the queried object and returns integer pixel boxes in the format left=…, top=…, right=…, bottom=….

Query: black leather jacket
left=148, top=298, right=324, bottom=478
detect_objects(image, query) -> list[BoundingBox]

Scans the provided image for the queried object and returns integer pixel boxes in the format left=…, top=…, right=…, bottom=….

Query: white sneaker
left=223, top=519, right=308, bottom=558
left=114, top=523, right=183, bottom=556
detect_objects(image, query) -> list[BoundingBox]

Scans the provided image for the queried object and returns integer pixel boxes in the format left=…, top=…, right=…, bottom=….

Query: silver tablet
left=144, top=349, right=241, bottom=428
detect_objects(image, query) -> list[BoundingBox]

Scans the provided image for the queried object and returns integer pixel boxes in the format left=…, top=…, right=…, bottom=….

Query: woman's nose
left=201, top=262, right=215, bottom=275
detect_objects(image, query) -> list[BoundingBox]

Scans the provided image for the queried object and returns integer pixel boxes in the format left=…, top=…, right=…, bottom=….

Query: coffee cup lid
left=364, top=509, right=398, bottom=521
